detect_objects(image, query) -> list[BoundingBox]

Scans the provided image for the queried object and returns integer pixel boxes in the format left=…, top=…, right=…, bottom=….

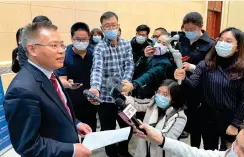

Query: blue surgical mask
left=185, top=31, right=199, bottom=40
left=104, top=29, right=118, bottom=40
left=215, top=41, right=233, bottom=57
left=136, top=35, right=146, bottom=44
left=155, top=94, right=170, bottom=109
left=228, top=144, right=238, bottom=157
left=93, top=36, right=102, bottom=43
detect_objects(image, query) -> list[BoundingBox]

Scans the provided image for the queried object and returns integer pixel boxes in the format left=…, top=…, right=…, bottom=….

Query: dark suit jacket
left=4, top=62, right=80, bottom=157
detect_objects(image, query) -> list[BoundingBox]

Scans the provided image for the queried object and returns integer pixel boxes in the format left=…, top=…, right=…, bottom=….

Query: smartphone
left=153, top=46, right=162, bottom=55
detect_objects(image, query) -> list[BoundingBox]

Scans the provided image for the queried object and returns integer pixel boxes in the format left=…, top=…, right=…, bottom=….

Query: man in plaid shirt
left=89, top=11, right=134, bottom=157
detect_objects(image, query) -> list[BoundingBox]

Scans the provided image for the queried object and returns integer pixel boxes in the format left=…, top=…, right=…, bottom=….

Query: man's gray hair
left=21, top=22, right=58, bottom=52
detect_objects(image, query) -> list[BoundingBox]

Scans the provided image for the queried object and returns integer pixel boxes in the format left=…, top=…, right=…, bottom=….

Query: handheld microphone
left=115, top=98, right=147, bottom=135
left=110, top=87, right=126, bottom=101
left=83, top=89, right=104, bottom=103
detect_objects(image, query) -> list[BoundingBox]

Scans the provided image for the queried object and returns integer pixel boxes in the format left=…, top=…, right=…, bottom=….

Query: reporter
left=123, top=34, right=173, bottom=98
left=126, top=79, right=187, bottom=157
left=179, top=12, right=215, bottom=146
left=136, top=123, right=244, bottom=157
left=175, top=27, right=244, bottom=150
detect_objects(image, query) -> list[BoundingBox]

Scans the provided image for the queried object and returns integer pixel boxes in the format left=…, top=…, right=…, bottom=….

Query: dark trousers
left=201, top=120, right=235, bottom=150
left=184, top=86, right=202, bottom=148
left=74, top=100, right=98, bottom=132
left=98, top=102, right=133, bottom=157
left=187, top=106, right=202, bottom=148
left=201, top=107, right=236, bottom=150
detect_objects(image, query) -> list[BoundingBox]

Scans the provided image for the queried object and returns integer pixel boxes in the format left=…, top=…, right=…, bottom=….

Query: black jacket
left=131, top=37, right=152, bottom=80
left=131, top=37, right=152, bottom=63
left=178, top=30, right=215, bottom=65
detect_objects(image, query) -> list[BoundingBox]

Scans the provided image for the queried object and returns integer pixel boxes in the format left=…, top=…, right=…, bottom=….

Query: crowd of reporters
left=9, top=10, right=244, bottom=157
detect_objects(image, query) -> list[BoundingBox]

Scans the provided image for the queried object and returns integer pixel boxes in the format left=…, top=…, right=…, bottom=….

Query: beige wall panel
left=106, top=1, right=132, bottom=14
left=147, top=17, right=172, bottom=33
left=147, top=1, right=174, bottom=18
left=1, top=73, right=16, bottom=93
left=221, top=1, right=229, bottom=30
left=0, top=1, right=30, bottom=5
left=226, top=1, right=244, bottom=30
left=0, top=3, right=31, bottom=33
left=121, top=14, right=148, bottom=38
left=31, top=6, right=75, bottom=33
left=75, top=1, right=107, bottom=12
left=173, top=1, right=207, bottom=30
left=0, top=33, right=16, bottom=62
left=30, top=1, right=75, bottom=9
left=75, top=10, right=102, bottom=30
left=130, top=1, right=153, bottom=16
left=120, top=29, right=134, bottom=41
left=60, top=33, right=72, bottom=46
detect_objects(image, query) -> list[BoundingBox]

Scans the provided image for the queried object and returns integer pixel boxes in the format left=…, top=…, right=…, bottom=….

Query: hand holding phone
left=68, top=79, right=83, bottom=89
left=144, top=46, right=156, bottom=57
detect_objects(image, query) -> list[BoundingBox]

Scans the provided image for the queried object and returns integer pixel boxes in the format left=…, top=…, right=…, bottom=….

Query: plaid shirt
left=90, top=38, right=134, bottom=103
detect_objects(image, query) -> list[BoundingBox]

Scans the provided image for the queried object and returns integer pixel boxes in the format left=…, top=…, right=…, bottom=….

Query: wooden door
left=206, top=1, right=223, bottom=39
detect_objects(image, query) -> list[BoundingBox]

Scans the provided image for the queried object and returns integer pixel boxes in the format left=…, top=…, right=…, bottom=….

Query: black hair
left=100, top=11, right=118, bottom=23
left=71, top=22, right=90, bottom=37
left=32, top=15, right=52, bottom=24
left=183, top=12, right=203, bottom=27
left=16, top=27, right=23, bottom=45
left=136, top=24, right=150, bottom=35
left=160, top=79, right=184, bottom=110
left=155, top=27, right=168, bottom=35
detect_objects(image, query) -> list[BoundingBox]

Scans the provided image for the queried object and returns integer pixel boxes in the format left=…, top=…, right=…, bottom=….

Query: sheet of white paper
left=82, top=127, right=131, bottom=151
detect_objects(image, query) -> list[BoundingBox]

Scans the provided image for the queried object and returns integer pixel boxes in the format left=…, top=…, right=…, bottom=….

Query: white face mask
left=73, top=41, right=89, bottom=50
left=215, top=41, right=234, bottom=57
left=154, top=42, right=168, bottom=55
left=136, top=35, right=146, bottom=44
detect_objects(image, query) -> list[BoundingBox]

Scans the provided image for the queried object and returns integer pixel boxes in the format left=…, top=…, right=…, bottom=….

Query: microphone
left=83, top=89, right=104, bottom=103
left=115, top=98, right=147, bottom=135
left=110, top=87, right=126, bottom=101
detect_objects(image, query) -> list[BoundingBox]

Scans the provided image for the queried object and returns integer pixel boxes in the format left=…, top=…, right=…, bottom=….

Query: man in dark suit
left=4, top=22, right=92, bottom=157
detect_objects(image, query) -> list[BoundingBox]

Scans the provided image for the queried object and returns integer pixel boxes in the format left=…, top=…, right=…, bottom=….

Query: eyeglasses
left=72, top=39, right=89, bottom=42
left=102, top=24, right=119, bottom=30
left=33, top=43, right=67, bottom=50
left=152, top=35, right=159, bottom=38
